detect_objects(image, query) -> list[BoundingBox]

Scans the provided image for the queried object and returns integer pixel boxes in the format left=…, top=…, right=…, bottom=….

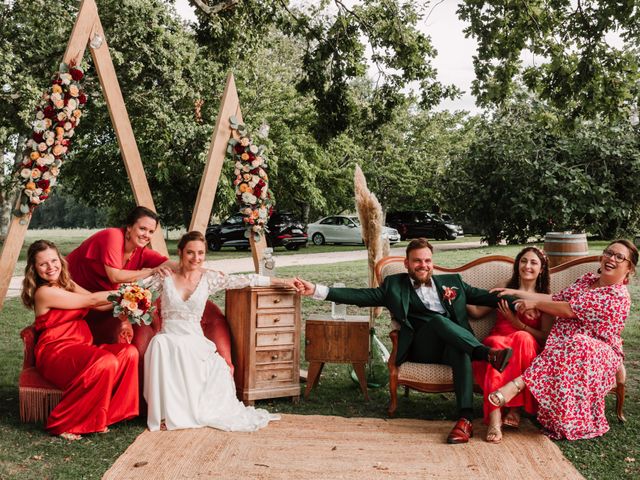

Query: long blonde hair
left=21, top=240, right=75, bottom=310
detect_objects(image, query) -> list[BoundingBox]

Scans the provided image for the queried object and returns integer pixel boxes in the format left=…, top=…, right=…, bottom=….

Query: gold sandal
left=488, top=379, right=525, bottom=407
left=486, top=424, right=502, bottom=443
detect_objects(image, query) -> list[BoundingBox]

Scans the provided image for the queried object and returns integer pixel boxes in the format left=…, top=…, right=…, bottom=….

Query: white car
left=307, top=215, right=400, bottom=245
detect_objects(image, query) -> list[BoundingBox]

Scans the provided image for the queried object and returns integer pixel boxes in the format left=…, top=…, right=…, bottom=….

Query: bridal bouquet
left=108, top=282, right=158, bottom=326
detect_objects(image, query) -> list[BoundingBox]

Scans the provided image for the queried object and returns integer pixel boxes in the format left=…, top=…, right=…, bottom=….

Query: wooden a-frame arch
left=0, top=0, right=168, bottom=309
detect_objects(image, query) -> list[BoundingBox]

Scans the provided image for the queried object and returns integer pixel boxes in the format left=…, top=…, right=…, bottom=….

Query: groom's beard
left=408, top=268, right=433, bottom=287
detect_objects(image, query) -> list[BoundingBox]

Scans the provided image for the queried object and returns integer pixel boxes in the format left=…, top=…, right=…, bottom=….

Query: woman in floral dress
left=487, top=239, right=637, bottom=440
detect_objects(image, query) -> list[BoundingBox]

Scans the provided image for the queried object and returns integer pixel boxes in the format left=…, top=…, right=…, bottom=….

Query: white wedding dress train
left=144, top=272, right=279, bottom=432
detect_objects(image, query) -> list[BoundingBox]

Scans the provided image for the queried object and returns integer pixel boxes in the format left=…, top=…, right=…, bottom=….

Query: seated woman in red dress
left=21, top=240, right=138, bottom=440
left=488, top=240, right=637, bottom=441
left=66, top=206, right=234, bottom=374
left=468, top=247, right=552, bottom=443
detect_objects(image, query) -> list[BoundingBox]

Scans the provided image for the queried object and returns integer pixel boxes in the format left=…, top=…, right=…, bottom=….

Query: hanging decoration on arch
left=14, top=62, right=87, bottom=216
left=227, top=116, right=274, bottom=238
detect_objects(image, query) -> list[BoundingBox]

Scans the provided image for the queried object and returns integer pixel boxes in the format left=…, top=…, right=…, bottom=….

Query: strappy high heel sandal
left=488, top=378, right=525, bottom=407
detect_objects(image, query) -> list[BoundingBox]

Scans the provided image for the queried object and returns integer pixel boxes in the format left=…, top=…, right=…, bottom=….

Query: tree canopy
left=458, top=0, right=640, bottom=122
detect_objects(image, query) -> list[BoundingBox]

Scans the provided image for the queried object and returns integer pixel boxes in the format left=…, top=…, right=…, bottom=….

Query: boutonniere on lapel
left=442, top=286, right=459, bottom=305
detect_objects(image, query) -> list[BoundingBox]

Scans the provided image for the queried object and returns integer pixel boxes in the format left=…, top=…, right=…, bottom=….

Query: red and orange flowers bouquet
left=15, top=62, right=87, bottom=216
left=108, top=282, right=158, bottom=326
left=227, top=116, right=274, bottom=238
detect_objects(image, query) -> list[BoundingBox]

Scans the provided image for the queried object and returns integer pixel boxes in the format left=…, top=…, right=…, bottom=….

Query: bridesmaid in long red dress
left=21, top=240, right=138, bottom=440
left=469, top=247, right=552, bottom=443
left=66, top=206, right=234, bottom=374
left=488, top=239, right=637, bottom=441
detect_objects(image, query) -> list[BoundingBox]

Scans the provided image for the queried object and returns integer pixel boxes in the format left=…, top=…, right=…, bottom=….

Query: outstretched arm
left=491, top=287, right=553, bottom=302
left=295, top=277, right=386, bottom=307
left=34, top=286, right=113, bottom=316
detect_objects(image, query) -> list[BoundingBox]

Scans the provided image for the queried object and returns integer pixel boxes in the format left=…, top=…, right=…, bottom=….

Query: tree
left=442, top=96, right=640, bottom=244
left=458, top=0, right=640, bottom=122
left=190, top=0, right=460, bottom=143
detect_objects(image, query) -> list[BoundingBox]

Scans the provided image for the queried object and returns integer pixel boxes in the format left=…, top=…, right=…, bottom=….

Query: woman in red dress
left=469, top=247, right=552, bottom=443
left=488, top=239, right=637, bottom=440
left=66, top=206, right=234, bottom=373
left=21, top=240, right=138, bottom=440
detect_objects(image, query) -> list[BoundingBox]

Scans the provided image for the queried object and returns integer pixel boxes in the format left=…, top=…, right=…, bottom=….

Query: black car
left=385, top=210, right=463, bottom=241
left=205, top=212, right=308, bottom=251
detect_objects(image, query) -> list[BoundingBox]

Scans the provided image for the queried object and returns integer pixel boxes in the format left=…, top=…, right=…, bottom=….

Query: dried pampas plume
left=354, top=164, right=389, bottom=321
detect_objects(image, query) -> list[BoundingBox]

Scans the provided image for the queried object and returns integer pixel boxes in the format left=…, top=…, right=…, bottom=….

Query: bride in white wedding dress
left=143, top=231, right=297, bottom=432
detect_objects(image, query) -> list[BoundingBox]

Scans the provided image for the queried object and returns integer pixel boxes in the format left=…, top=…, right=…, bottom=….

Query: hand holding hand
left=497, top=299, right=520, bottom=328
left=515, top=299, right=539, bottom=322
left=294, top=277, right=316, bottom=296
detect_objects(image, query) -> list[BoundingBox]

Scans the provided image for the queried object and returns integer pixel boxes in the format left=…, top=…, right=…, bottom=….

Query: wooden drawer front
left=256, top=331, right=295, bottom=347
left=256, top=311, right=295, bottom=328
left=257, top=293, right=295, bottom=309
left=256, top=349, right=294, bottom=365
left=256, top=366, right=295, bottom=384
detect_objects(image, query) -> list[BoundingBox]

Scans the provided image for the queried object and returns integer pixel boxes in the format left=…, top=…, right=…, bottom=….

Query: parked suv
left=385, top=211, right=463, bottom=241
left=206, top=212, right=308, bottom=251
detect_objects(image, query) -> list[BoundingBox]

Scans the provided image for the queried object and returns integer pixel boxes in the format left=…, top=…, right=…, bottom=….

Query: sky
left=174, top=0, right=481, bottom=113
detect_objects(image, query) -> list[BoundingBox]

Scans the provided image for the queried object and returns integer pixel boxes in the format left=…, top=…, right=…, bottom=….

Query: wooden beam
left=190, top=72, right=265, bottom=273
left=189, top=72, right=242, bottom=235
left=89, top=13, right=168, bottom=256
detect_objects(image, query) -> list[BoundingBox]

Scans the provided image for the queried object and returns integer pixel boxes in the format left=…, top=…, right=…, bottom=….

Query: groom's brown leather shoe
left=488, top=347, right=513, bottom=373
left=446, top=418, right=473, bottom=444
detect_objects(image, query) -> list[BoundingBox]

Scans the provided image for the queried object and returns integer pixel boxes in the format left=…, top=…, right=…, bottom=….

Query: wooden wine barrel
left=544, top=232, right=589, bottom=267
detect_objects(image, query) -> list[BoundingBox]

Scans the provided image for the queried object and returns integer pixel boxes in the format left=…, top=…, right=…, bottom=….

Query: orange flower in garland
left=227, top=116, right=274, bottom=238
left=14, top=62, right=87, bottom=217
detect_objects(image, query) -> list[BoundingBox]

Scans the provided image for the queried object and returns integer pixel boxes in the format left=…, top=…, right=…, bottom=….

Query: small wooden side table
left=304, top=314, right=370, bottom=400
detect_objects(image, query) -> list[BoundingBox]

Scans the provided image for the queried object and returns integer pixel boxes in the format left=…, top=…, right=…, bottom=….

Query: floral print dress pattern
left=522, top=272, right=629, bottom=440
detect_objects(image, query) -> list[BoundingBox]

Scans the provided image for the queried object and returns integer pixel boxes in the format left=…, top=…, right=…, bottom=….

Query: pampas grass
left=354, top=164, right=389, bottom=322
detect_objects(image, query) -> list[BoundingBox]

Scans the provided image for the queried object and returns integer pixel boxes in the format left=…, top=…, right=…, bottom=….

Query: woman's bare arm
left=34, top=286, right=112, bottom=316
left=104, top=260, right=175, bottom=284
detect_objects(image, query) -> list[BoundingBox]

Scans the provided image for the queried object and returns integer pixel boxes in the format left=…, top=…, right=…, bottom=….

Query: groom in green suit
left=296, top=238, right=514, bottom=444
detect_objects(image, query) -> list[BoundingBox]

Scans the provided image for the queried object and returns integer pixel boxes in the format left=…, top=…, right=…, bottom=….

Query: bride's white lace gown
left=143, top=271, right=280, bottom=432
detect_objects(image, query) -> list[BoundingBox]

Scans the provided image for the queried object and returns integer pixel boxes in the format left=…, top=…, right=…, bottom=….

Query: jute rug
left=103, top=414, right=583, bottom=480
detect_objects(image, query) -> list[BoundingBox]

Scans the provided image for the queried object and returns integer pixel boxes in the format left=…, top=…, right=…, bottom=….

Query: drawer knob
left=273, top=297, right=281, bottom=304
left=271, top=373, right=278, bottom=379
left=273, top=335, right=279, bottom=341
left=271, top=354, right=279, bottom=360
left=273, top=317, right=280, bottom=323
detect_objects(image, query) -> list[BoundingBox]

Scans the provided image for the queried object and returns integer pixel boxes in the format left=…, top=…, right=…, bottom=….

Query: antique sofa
left=374, top=254, right=626, bottom=422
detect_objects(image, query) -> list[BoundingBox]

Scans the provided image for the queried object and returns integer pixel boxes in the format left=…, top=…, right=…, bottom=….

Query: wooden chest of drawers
left=225, top=286, right=301, bottom=405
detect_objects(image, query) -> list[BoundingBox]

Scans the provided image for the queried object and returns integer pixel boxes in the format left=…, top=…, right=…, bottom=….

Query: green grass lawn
left=0, top=241, right=638, bottom=478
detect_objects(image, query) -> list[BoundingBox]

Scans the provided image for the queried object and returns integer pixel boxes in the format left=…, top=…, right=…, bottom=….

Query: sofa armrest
left=20, top=325, right=37, bottom=369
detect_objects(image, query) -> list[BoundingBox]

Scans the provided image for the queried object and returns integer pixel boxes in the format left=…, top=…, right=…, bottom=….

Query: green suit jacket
left=326, top=273, right=508, bottom=365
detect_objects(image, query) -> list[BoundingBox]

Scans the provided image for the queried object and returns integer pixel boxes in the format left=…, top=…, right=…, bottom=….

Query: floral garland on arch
left=14, top=62, right=87, bottom=217
left=227, top=116, right=274, bottom=238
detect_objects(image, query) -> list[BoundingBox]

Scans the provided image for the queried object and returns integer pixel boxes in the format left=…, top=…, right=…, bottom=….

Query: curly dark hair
left=506, top=246, right=550, bottom=294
